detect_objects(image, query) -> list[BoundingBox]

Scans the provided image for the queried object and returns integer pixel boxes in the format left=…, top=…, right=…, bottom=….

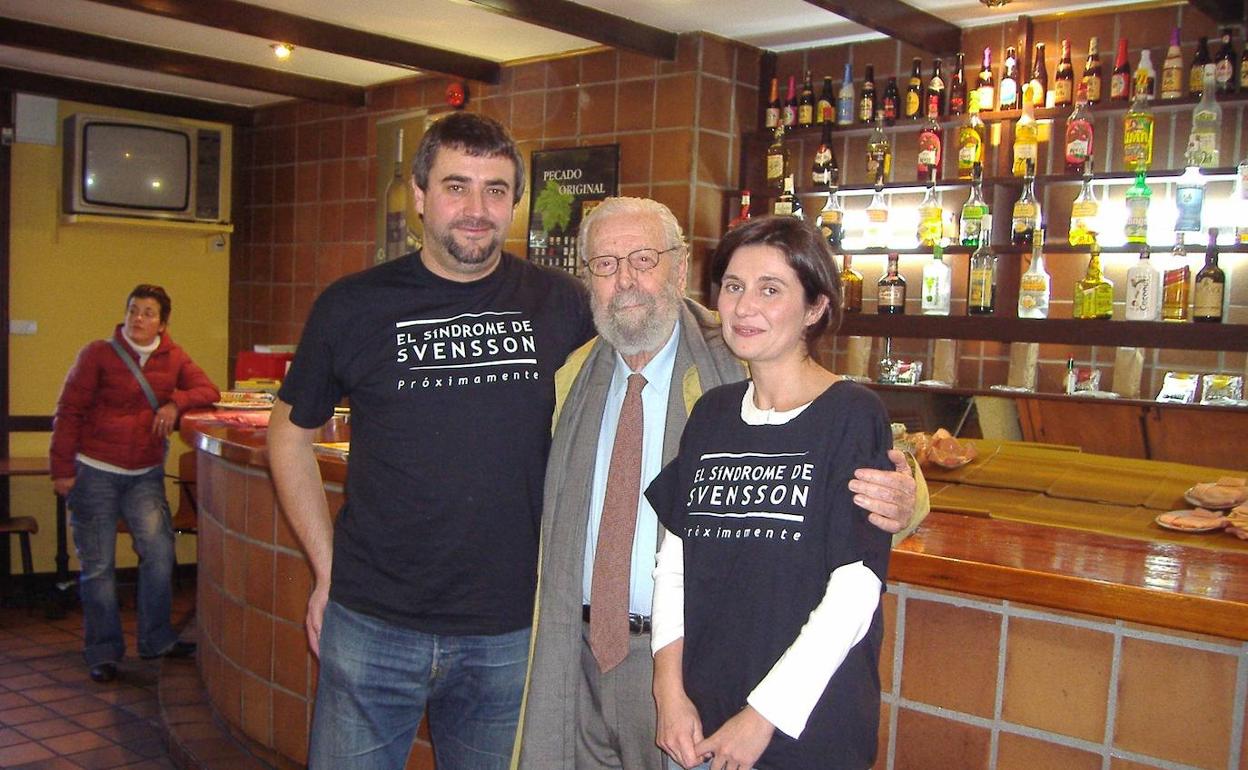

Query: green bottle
left=1124, top=171, right=1151, bottom=245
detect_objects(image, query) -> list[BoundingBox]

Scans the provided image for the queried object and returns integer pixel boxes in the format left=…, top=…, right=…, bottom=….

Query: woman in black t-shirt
left=647, top=217, right=893, bottom=770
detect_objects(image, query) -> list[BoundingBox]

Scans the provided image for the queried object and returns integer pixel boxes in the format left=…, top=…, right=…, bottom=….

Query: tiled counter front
left=877, top=583, right=1247, bottom=770
left=194, top=451, right=435, bottom=770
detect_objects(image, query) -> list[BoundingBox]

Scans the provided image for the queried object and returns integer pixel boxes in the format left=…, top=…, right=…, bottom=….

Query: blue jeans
left=68, top=462, right=178, bottom=665
left=308, top=600, right=529, bottom=770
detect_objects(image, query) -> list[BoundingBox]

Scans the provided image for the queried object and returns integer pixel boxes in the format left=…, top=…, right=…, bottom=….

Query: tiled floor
left=0, top=583, right=196, bottom=770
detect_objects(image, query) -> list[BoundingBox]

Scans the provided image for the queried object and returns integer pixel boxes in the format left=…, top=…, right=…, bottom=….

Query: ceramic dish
left=1154, top=510, right=1227, bottom=534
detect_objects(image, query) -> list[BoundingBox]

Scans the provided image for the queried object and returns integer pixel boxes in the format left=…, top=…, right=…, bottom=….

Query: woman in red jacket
left=50, top=284, right=220, bottom=683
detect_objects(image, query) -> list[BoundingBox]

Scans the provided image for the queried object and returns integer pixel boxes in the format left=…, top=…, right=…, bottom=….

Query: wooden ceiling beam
left=0, top=18, right=366, bottom=107
left=84, top=0, right=502, bottom=83
left=1186, top=0, right=1247, bottom=23
left=463, top=0, right=678, bottom=61
left=801, top=0, right=961, bottom=55
left=2, top=68, right=254, bottom=125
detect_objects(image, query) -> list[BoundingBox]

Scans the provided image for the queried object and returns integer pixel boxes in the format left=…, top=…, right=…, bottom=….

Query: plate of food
left=1183, top=477, right=1248, bottom=510
left=213, top=391, right=275, bottom=410
left=1154, top=508, right=1228, bottom=533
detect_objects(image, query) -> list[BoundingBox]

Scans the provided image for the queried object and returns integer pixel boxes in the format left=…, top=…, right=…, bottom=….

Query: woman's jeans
left=68, top=462, right=178, bottom=665
left=308, top=600, right=529, bottom=770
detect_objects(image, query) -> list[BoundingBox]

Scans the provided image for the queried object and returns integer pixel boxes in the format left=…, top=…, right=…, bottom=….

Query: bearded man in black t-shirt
left=268, top=113, right=594, bottom=770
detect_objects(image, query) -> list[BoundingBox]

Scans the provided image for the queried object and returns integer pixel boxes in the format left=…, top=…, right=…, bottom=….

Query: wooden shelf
left=838, top=314, right=1248, bottom=351
left=60, top=213, right=234, bottom=234
left=864, top=381, right=1248, bottom=414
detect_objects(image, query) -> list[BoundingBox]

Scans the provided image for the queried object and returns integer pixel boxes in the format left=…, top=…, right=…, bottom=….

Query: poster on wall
left=526, top=144, right=619, bottom=274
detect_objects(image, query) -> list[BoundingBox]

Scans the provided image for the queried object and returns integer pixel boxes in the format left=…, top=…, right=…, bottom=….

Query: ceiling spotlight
left=980, top=0, right=1012, bottom=5
left=271, top=43, right=294, bottom=60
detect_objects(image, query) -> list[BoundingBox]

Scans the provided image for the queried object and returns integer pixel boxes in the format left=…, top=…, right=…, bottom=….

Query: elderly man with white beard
left=514, top=198, right=928, bottom=770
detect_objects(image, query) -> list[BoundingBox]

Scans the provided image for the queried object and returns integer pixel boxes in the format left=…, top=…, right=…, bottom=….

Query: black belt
left=582, top=605, right=651, bottom=635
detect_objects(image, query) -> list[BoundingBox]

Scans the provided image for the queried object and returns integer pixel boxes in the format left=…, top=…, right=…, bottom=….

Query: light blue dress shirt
left=582, top=320, right=681, bottom=617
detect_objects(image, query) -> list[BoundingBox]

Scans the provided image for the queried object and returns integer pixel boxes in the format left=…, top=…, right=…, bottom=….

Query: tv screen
left=81, top=123, right=190, bottom=211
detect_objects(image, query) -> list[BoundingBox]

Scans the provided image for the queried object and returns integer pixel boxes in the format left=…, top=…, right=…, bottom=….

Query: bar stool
left=0, top=516, right=39, bottom=607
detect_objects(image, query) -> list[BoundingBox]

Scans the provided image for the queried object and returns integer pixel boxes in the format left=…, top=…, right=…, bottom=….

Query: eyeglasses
left=583, top=245, right=682, bottom=277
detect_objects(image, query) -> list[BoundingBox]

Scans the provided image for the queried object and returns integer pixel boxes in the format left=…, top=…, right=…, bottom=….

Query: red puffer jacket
left=50, top=325, right=220, bottom=479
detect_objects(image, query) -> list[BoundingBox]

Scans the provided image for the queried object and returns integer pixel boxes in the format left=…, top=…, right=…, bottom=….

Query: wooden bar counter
left=181, top=412, right=1248, bottom=770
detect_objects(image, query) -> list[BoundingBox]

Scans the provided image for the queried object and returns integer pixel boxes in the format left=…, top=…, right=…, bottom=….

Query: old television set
left=62, top=113, right=226, bottom=223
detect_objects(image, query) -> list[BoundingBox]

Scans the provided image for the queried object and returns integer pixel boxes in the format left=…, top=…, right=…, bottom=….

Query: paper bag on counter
left=845, top=336, right=872, bottom=378
left=931, top=339, right=957, bottom=385
left=1006, top=342, right=1039, bottom=390
left=1112, top=347, right=1144, bottom=399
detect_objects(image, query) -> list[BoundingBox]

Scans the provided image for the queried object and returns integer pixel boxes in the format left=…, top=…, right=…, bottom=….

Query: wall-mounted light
left=980, top=0, right=1012, bottom=6
left=271, top=43, right=294, bottom=60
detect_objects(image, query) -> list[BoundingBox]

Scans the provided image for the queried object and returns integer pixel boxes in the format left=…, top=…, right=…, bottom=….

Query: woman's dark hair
left=710, top=216, right=843, bottom=345
left=411, top=112, right=526, bottom=204
left=127, top=284, right=172, bottom=324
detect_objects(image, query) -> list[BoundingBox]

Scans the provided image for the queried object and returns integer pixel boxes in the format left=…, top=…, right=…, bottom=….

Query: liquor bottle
left=917, top=170, right=943, bottom=247
left=1163, top=233, right=1191, bottom=321
left=921, top=242, right=953, bottom=315
left=1012, top=159, right=1040, bottom=246
left=1122, top=88, right=1154, bottom=171
left=956, top=90, right=986, bottom=179
left=1073, top=239, right=1114, bottom=319
left=1068, top=164, right=1100, bottom=246
left=1193, top=228, right=1226, bottom=322
left=1000, top=46, right=1020, bottom=109
left=818, top=187, right=844, bottom=250
left=837, top=63, right=855, bottom=126
left=384, top=127, right=408, bottom=261
left=916, top=114, right=942, bottom=181
left=811, top=120, right=840, bottom=189
left=765, top=77, right=782, bottom=129
left=866, top=112, right=892, bottom=180
left=728, top=190, right=752, bottom=229
left=905, top=57, right=924, bottom=119
left=1012, top=84, right=1038, bottom=176
left=949, top=52, right=967, bottom=115
left=1185, top=65, right=1221, bottom=168
left=878, top=252, right=907, bottom=313
left=1111, top=37, right=1131, bottom=101
left=765, top=124, right=790, bottom=190
left=818, top=75, right=836, bottom=124
left=1018, top=228, right=1051, bottom=318
left=858, top=65, right=877, bottom=124
left=882, top=77, right=900, bottom=124
left=773, top=174, right=803, bottom=218
left=1214, top=28, right=1238, bottom=94
left=1174, top=165, right=1206, bottom=234
left=1236, top=158, right=1248, bottom=245
left=926, top=58, right=946, bottom=118
left=864, top=168, right=890, bottom=249
left=1190, top=37, right=1212, bottom=98
left=783, top=75, right=799, bottom=127
left=1125, top=245, right=1162, bottom=320
left=1029, top=42, right=1049, bottom=107
left=1133, top=48, right=1156, bottom=101
left=1054, top=39, right=1075, bottom=107
left=960, top=162, right=989, bottom=247
left=978, top=46, right=996, bottom=112
left=1064, top=83, right=1094, bottom=174
left=968, top=230, right=997, bottom=314
left=1124, top=171, right=1151, bottom=245
left=1084, top=37, right=1104, bottom=104
left=1161, top=28, right=1184, bottom=99
left=799, top=70, right=815, bottom=126
left=841, top=253, right=864, bottom=312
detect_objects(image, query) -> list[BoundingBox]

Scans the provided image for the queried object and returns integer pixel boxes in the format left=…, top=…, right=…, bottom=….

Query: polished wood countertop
left=181, top=412, right=1248, bottom=640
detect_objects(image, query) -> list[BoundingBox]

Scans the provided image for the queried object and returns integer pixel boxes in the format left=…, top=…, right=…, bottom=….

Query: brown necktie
left=589, top=372, right=646, bottom=673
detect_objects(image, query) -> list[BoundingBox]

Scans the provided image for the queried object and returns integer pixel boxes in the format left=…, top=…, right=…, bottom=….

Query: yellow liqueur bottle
left=383, top=127, right=409, bottom=262
left=1122, top=89, right=1155, bottom=172
left=1073, top=238, right=1114, bottom=319
left=1068, top=164, right=1099, bottom=246
left=840, top=253, right=864, bottom=313
left=1012, top=83, right=1039, bottom=177
left=765, top=124, right=790, bottom=190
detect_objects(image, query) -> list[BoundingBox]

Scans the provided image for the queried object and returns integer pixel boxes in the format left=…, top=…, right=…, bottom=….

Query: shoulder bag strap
left=108, top=337, right=161, bottom=412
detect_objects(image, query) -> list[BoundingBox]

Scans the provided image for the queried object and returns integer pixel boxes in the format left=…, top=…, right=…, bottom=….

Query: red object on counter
left=234, top=351, right=293, bottom=382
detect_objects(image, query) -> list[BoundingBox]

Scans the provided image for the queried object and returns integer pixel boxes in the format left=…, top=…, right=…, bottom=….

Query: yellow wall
left=8, top=99, right=232, bottom=572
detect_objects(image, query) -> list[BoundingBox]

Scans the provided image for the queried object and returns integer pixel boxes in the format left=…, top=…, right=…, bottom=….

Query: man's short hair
left=577, top=197, right=686, bottom=268
left=411, top=113, right=526, bottom=204
left=710, top=215, right=843, bottom=344
left=127, top=284, right=172, bottom=324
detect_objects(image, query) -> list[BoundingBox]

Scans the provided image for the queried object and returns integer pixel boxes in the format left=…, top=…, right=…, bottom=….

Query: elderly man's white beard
left=592, top=282, right=683, bottom=356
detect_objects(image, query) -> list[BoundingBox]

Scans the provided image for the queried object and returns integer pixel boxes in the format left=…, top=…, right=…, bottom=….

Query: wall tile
left=617, top=80, right=656, bottom=132
left=1001, top=617, right=1113, bottom=742
left=511, top=61, right=546, bottom=93
left=242, top=606, right=274, bottom=679
left=272, top=619, right=309, bottom=697
left=222, top=534, right=247, bottom=601
left=996, top=732, right=1102, bottom=770
left=510, top=91, right=545, bottom=142
left=617, top=133, right=653, bottom=186
left=700, top=37, right=735, bottom=81
left=274, top=551, right=314, bottom=626
left=656, top=73, right=697, bottom=129
left=696, top=131, right=732, bottom=190
left=272, top=688, right=309, bottom=765
left=581, top=50, right=618, bottom=84
left=900, top=598, right=1000, bottom=717
left=342, top=158, right=370, bottom=202
left=893, top=707, right=990, bottom=770
left=578, top=84, right=617, bottom=137
left=245, top=542, right=275, bottom=614
left=544, top=89, right=579, bottom=139
left=221, top=596, right=247, bottom=665
left=547, top=56, right=579, bottom=89
left=652, top=130, right=694, bottom=183
left=241, top=673, right=273, bottom=747
left=618, top=50, right=657, bottom=80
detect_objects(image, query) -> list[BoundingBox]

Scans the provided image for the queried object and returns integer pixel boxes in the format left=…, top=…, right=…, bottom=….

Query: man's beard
left=592, top=281, right=683, bottom=356
left=436, top=217, right=502, bottom=267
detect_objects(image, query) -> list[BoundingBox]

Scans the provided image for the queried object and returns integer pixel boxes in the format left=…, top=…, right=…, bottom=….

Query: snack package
left=1007, top=342, right=1039, bottom=391
left=931, top=339, right=957, bottom=385
left=1064, top=364, right=1101, bottom=395
left=845, top=336, right=872, bottom=378
left=1156, top=372, right=1200, bottom=404
left=1112, top=347, right=1144, bottom=399
left=1200, top=374, right=1244, bottom=405
left=894, top=360, right=923, bottom=386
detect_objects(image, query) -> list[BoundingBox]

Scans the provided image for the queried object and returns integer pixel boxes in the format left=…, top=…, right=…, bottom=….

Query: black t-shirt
left=646, top=380, right=893, bottom=770
left=279, top=251, right=594, bottom=635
